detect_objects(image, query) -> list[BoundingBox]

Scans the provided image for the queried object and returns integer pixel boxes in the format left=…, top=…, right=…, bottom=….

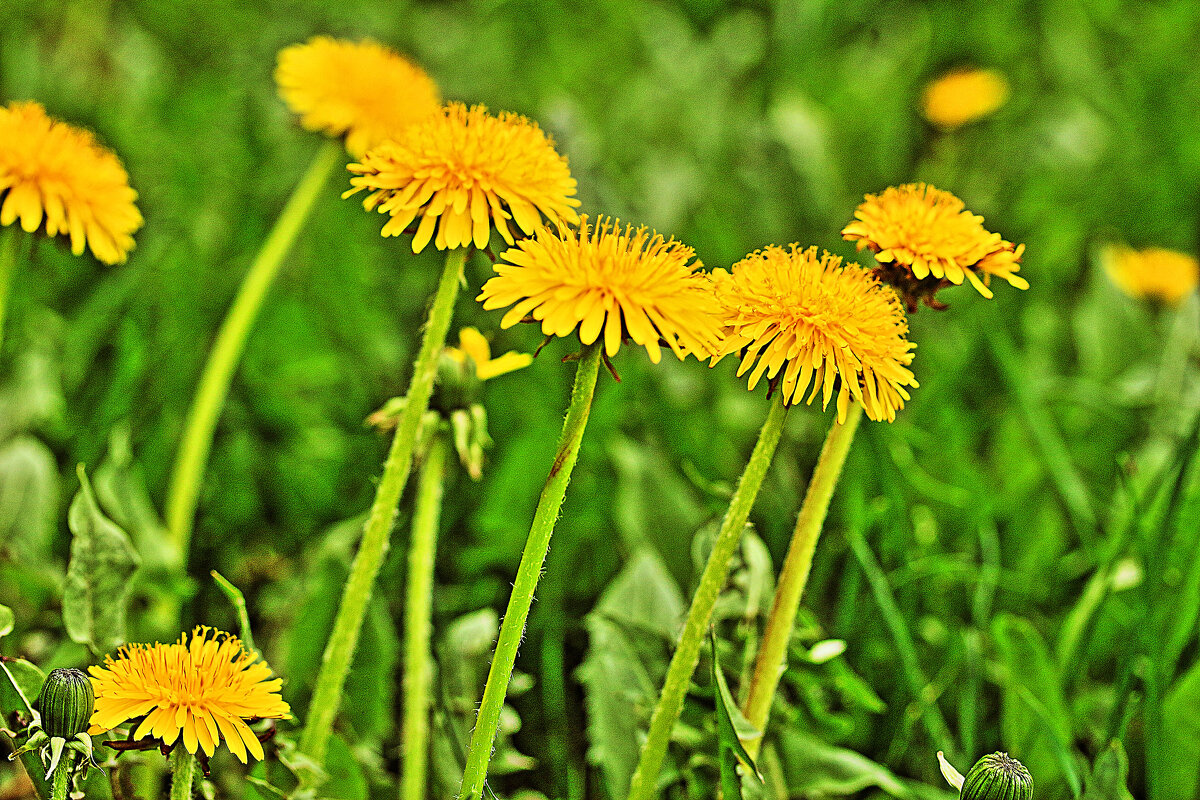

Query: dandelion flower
left=276, top=36, right=440, bottom=158
left=88, top=627, right=290, bottom=764
left=842, top=183, right=1027, bottom=307
left=448, top=327, right=533, bottom=381
left=712, top=245, right=917, bottom=423
left=346, top=102, right=580, bottom=253
left=921, top=68, right=1010, bottom=130
left=0, top=101, right=142, bottom=264
left=478, top=215, right=722, bottom=363
left=1103, top=244, right=1198, bottom=306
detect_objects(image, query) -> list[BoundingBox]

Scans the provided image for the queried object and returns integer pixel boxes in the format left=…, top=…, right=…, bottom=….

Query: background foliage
left=1, top=1, right=1199, bottom=799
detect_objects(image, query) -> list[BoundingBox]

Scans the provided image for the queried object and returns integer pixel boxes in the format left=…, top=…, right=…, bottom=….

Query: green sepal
left=42, top=735, right=65, bottom=783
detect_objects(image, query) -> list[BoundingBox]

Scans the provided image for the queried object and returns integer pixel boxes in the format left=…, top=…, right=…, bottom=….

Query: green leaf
left=0, top=603, right=13, bottom=638
left=319, top=733, right=367, bottom=800
left=1081, top=740, right=1135, bottom=800
left=775, top=728, right=918, bottom=798
left=711, top=633, right=761, bottom=800
left=63, top=465, right=140, bottom=653
left=0, top=657, right=43, bottom=719
left=1162, top=659, right=1200, bottom=798
left=0, top=436, right=58, bottom=561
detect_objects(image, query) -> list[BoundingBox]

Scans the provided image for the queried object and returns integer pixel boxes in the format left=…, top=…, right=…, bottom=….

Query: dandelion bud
left=36, top=668, right=94, bottom=739
left=961, top=752, right=1033, bottom=800
left=432, top=349, right=483, bottom=414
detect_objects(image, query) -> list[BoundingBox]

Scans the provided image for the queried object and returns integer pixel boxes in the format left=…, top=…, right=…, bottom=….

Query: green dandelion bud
left=961, top=752, right=1033, bottom=800
left=432, top=349, right=483, bottom=414
left=36, top=668, right=94, bottom=739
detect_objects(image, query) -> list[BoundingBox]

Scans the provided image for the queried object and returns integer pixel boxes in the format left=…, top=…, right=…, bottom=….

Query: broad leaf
left=0, top=436, right=57, bottom=561
left=63, top=466, right=140, bottom=653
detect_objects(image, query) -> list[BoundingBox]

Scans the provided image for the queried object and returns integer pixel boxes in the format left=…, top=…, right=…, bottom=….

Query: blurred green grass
left=2, top=0, right=1199, bottom=798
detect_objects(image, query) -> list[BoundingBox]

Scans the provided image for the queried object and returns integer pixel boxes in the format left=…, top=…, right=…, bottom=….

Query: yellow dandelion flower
left=275, top=36, right=440, bottom=158
left=842, top=183, right=1027, bottom=307
left=0, top=101, right=142, bottom=265
left=921, top=68, right=1010, bottom=130
left=345, top=102, right=580, bottom=253
left=88, top=627, right=290, bottom=764
left=712, top=245, right=917, bottom=423
left=447, top=327, right=533, bottom=381
left=1103, top=244, right=1199, bottom=306
left=477, top=215, right=722, bottom=363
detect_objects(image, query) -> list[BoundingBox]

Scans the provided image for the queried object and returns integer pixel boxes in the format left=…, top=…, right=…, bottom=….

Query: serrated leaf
left=712, top=633, right=762, bottom=800
left=63, top=466, right=140, bottom=653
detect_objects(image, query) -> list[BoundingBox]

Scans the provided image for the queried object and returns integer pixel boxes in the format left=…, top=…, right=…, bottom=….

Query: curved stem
left=401, top=434, right=449, bottom=800
left=168, top=748, right=197, bottom=800
left=626, top=396, right=789, bottom=800
left=741, top=402, right=863, bottom=756
left=299, top=246, right=465, bottom=769
left=458, top=342, right=603, bottom=800
left=165, top=139, right=342, bottom=565
left=49, top=758, right=69, bottom=800
left=0, top=226, right=21, bottom=353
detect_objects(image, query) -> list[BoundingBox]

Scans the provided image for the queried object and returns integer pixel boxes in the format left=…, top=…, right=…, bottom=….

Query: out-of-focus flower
left=921, top=68, right=1010, bottom=130
left=1103, top=244, right=1198, bottom=306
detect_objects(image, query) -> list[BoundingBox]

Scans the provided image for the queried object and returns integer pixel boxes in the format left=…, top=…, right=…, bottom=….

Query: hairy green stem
left=401, top=435, right=449, bottom=800
left=626, top=396, right=789, bottom=800
left=165, top=140, right=341, bottom=564
left=458, top=342, right=603, bottom=800
left=299, top=246, right=465, bottom=769
left=0, top=226, right=21, bottom=352
left=742, top=402, right=862, bottom=754
left=169, top=748, right=197, bottom=800
left=49, top=758, right=69, bottom=800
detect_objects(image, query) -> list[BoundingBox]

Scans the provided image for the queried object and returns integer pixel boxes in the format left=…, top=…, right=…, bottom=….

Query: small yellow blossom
left=346, top=103, right=580, bottom=253
left=275, top=36, right=440, bottom=158
left=0, top=101, right=142, bottom=264
left=712, top=245, right=917, bottom=423
left=478, top=215, right=722, bottom=363
left=88, top=627, right=290, bottom=764
left=1103, top=245, right=1198, bottom=306
left=447, top=327, right=533, bottom=381
left=921, top=68, right=1010, bottom=130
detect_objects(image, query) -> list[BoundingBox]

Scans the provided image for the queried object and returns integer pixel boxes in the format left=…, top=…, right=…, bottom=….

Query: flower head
left=0, top=101, right=142, bottom=264
left=88, top=627, right=290, bottom=764
left=1103, top=244, right=1198, bottom=306
left=712, top=245, right=917, bottom=423
left=275, top=36, right=440, bottom=158
left=921, top=68, right=1010, bottom=130
left=477, top=215, right=722, bottom=363
left=447, top=327, right=533, bottom=381
left=842, top=183, right=1027, bottom=308
left=345, top=102, right=580, bottom=253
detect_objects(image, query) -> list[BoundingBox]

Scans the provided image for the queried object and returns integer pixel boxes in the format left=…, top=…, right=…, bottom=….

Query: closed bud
left=431, top=350, right=482, bottom=414
left=961, top=752, right=1033, bottom=800
left=36, top=668, right=94, bottom=739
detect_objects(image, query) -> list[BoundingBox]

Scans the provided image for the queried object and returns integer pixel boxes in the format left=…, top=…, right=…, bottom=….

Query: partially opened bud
left=36, top=668, right=94, bottom=739
left=961, top=752, right=1033, bottom=800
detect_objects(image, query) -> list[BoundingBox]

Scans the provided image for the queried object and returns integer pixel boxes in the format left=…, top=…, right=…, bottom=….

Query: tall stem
left=626, top=396, right=789, bottom=800
left=0, top=226, right=20, bottom=353
left=49, top=759, right=69, bottom=800
left=168, top=748, right=197, bottom=800
left=299, top=246, right=465, bottom=769
left=165, top=140, right=342, bottom=564
left=458, top=342, right=603, bottom=800
left=741, top=402, right=863, bottom=756
left=401, top=434, right=449, bottom=800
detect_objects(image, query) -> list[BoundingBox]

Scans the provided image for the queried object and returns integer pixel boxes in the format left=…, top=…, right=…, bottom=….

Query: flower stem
left=165, top=139, right=342, bottom=565
left=169, top=748, right=197, bottom=800
left=299, top=246, right=466, bottom=769
left=458, top=342, right=603, bottom=800
left=626, top=396, right=789, bottom=800
left=49, top=759, right=69, bottom=800
left=401, top=434, right=449, bottom=800
left=0, top=226, right=21, bottom=353
left=741, top=401, right=863, bottom=756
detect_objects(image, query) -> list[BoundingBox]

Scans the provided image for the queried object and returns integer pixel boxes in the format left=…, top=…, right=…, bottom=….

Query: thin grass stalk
left=299, top=246, right=466, bottom=769
left=741, top=401, right=863, bottom=756
left=625, top=396, right=789, bottom=800
left=401, top=434, right=448, bottom=800
left=165, top=140, right=342, bottom=564
left=458, top=342, right=603, bottom=800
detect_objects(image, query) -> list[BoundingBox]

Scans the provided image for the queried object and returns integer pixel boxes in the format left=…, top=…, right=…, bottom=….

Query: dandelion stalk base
left=169, top=748, right=197, bottom=800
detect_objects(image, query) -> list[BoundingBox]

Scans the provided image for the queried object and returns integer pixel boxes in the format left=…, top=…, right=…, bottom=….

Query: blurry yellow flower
left=0, top=101, right=142, bottom=264
left=346, top=103, right=580, bottom=253
left=275, top=36, right=440, bottom=158
left=712, top=245, right=917, bottom=423
left=921, top=68, right=1010, bottom=130
left=1103, top=245, right=1198, bottom=306
left=447, top=327, right=533, bottom=381
left=477, top=215, right=721, bottom=363
left=88, top=627, right=290, bottom=764
left=842, top=183, right=1027, bottom=307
